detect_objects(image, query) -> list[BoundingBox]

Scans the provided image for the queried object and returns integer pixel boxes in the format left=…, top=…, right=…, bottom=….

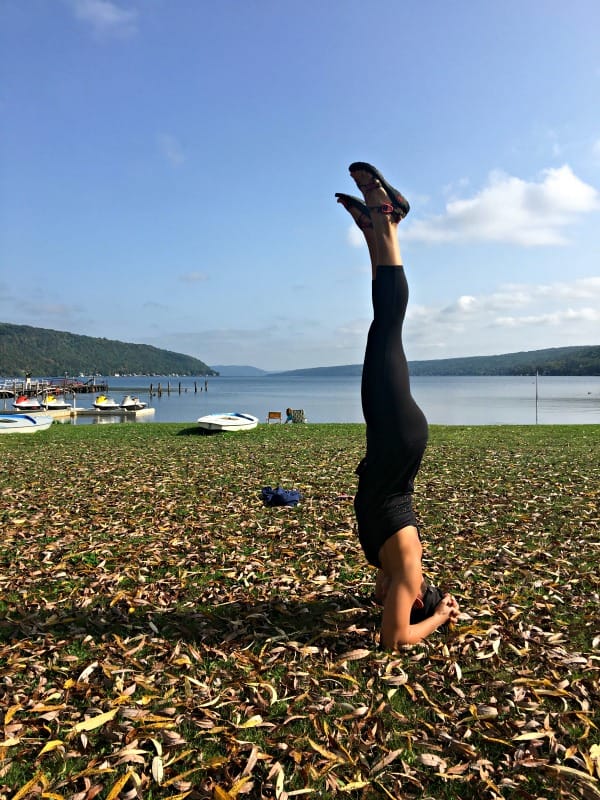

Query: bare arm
left=382, top=578, right=459, bottom=646
left=379, top=527, right=459, bottom=648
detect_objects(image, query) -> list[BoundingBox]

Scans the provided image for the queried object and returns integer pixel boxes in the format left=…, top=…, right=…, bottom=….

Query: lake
left=33, top=374, right=600, bottom=426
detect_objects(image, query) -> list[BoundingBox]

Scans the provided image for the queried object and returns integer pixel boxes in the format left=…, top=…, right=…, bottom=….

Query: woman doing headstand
left=336, top=162, right=460, bottom=648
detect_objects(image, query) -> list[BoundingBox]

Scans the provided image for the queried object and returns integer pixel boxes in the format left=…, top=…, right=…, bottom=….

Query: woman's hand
left=434, top=593, right=460, bottom=625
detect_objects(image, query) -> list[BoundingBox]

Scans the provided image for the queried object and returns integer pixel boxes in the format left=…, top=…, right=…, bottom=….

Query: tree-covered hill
left=0, top=323, right=217, bottom=377
left=275, top=345, right=600, bottom=377
left=408, top=345, right=600, bottom=376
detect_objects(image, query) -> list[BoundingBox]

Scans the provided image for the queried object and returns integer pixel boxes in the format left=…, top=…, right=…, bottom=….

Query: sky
left=1, top=0, right=599, bottom=372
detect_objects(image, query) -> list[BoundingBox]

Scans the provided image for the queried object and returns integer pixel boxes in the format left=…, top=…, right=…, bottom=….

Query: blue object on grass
left=261, top=486, right=302, bottom=507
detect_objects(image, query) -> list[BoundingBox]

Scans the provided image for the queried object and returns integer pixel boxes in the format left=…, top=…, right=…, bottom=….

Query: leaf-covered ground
left=1, top=422, right=599, bottom=800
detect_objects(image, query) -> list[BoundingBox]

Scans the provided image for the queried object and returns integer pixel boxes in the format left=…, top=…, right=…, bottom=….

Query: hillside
left=0, top=323, right=217, bottom=377
left=274, top=345, right=600, bottom=377
left=410, top=345, right=600, bottom=376
left=211, top=365, right=269, bottom=377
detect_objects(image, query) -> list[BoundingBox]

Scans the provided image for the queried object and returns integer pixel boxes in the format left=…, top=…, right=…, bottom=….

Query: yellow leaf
left=340, top=781, right=370, bottom=791
left=105, top=770, right=134, bottom=800
left=402, top=683, right=417, bottom=700
left=513, top=731, right=551, bottom=741
left=164, top=793, right=193, bottom=800
left=307, top=739, right=345, bottom=763
left=230, top=776, right=253, bottom=796
left=38, top=740, right=65, bottom=757
left=161, top=767, right=202, bottom=787
left=213, top=787, right=234, bottom=800
left=237, top=714, right=263, bottom=728
left=247, top=682, right=278, bottom=704
left=207, top=756, right=228, bottom=768
left=72, top=707, right=119, bottom=734
left=12, top=773, right=46, bottom=800
left=31, top=703, right=67, bottom=714
left=323, top=670, right=359, bottom=685
left=4, top=704, right=22, bottom=725
left=0, top=737, right=21, bottom=747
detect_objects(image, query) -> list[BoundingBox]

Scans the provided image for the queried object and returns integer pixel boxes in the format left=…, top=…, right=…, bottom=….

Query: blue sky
left=1, top=0, right=599, bottom=371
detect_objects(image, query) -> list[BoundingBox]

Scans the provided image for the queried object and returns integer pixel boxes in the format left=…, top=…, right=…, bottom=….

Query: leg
left=349, top=162, right=408, bottom=267
left=335, top=193, right=379, bottom=277
left=335, top=184, right=403, bottom=277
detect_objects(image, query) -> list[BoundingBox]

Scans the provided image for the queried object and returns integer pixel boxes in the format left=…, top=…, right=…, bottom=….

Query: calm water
left=34, top=374, right=600, bottom=426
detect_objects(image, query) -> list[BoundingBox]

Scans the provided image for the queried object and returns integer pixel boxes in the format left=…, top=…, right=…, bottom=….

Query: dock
left=0, top=407, right=155, bottom=420
left=70, top=407, right=155, bottom=418
left=0, top=378, right=109, bottom=398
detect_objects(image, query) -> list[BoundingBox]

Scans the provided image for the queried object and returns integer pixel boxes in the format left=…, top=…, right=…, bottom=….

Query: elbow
left=381, top=626, right=423, bottom=649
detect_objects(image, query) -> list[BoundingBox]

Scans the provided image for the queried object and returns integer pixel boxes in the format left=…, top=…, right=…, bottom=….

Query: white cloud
left=179, top=271, right=208, bottom=283
left=404, top=166, right=599, bottom=246
left=69, top=0, right=138, bottom=37
left=494, top=307, right=600, bottom=328
left=162, top=274, right=600, bottom=368
left=158, top=134, right=185, bottom=167
left=404, top=275, right=600, bottom=358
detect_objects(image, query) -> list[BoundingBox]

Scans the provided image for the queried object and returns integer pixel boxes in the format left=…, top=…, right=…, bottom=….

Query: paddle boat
left=197, top=412, right=259, bottom=432
left=93, top=395, right=120, bottom=410
left=42, top=394, right=72, bottom=410
left=0, top=414, right=53, bottom=434
left=13, top=395, right=43, bottom=411
left=119, top=395, right=148, bottom=411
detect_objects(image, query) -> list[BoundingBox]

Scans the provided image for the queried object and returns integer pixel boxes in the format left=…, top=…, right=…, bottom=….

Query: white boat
left=197, top=412, right=259, bottom=432
left=93, top=395, right=120, bottom=410
left=119, top=395, right=147, bottom=411
left=42, top=394, right=72, bottom=410
left=12, top=395, right=43, bottom=411
left=0, top=414, right=53, bottom=434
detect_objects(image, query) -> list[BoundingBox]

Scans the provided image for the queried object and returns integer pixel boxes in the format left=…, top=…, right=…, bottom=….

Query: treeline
left=0, top=323, right=217, bottom=377
left=276, top=345, right=600, bottom=377
left=409, top=345, right=600, bottom=376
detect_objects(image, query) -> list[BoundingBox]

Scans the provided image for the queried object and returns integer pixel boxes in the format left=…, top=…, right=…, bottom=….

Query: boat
left=93, top=395, right=120, bottom=410
left=119, top=395, right=147, bottom=411
left=12, top=395, right=43, bottom=411
left=0, top=414, right=53, bottom=434
left=197, top=412, right=259, bottom=432
left=42, top=394, right=72, bottom=410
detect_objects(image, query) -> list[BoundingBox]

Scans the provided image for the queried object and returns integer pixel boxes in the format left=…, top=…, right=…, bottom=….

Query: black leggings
left=354, top=265, right=429, bottom=567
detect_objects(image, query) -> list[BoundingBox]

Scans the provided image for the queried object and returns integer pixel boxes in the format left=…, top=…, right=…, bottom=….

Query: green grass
left=0, top=421, right=599, bottom=799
